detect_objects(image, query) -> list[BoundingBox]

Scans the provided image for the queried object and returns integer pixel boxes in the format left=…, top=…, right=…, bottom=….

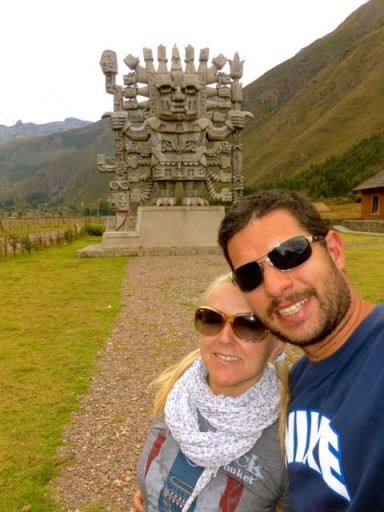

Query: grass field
left=0, top=236, right=128, bottom=511
left=0, top=229, right=382, bottom=511
left=341, top=232, right=384, bottom=303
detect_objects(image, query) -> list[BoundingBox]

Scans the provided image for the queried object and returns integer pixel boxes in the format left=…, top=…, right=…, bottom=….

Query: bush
left=64, top=228, right=74, bottom=243
left=84, top=223, right=105, bottom=236
left=20, top=235, right=33, bottom=254
left=8, top=234, right=20, bottom=257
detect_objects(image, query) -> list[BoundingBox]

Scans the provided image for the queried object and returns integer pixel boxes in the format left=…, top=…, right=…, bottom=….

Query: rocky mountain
left=0, top=118, right=91, bottom=144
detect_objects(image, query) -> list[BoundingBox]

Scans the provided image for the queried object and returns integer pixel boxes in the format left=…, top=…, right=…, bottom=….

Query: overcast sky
left=1, top=0, right=368, bottom=126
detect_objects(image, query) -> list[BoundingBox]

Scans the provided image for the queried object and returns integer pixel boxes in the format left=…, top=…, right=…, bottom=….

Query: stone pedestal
left=77, top=206, right=225, bottom=256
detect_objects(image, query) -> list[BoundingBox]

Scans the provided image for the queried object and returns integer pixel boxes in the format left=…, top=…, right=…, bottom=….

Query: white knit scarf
left=164, top=357, right=280, bottom=512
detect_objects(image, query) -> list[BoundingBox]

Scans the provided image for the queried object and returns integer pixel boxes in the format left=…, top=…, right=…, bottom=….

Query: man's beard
left=263, top=264, right=351, bottom=348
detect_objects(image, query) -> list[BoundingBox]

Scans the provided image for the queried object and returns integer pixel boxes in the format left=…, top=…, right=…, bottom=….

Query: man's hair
left=218, top=189, right=330, bottom=267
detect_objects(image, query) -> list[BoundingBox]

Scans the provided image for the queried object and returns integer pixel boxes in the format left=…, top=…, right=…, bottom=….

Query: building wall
left=360, top=188, right=384, bottom=219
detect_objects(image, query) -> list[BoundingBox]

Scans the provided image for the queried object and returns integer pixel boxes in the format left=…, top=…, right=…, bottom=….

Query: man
left=218, top=188, right=384, bottom=511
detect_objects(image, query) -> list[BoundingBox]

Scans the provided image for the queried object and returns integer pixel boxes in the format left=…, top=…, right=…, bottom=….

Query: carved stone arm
left=224, top=110, right=254, bottom=132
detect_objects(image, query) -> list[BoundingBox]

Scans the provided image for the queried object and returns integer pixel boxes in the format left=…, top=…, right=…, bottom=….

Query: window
left=371, top=195, right=380, bottom=214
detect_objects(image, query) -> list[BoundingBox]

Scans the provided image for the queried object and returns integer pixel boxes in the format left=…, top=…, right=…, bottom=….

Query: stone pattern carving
left=98, top=45, right=252, bottom=231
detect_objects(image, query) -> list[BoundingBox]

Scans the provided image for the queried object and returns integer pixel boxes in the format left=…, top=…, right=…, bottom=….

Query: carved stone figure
left=98, top=45, right=252, bottom=230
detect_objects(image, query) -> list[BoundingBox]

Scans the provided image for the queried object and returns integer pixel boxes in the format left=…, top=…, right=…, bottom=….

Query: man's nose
left=261, top=261, right=294, bottom=297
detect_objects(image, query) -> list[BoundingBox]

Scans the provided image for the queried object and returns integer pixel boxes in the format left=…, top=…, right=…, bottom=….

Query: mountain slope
left=241, top=0, right=384, bottom=184
left=0, top=120, right=113, bottom=208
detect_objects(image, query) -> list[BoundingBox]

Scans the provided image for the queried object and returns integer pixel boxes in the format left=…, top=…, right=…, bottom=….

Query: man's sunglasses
left=232, top=235, right=325, bottom=293
left=194, top=306, right=269, bottom=343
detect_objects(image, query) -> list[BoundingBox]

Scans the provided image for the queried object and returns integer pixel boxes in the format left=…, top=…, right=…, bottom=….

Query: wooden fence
left=0, top=216, right=105, bottom=233
left=0, top=216, right=107, bottom=257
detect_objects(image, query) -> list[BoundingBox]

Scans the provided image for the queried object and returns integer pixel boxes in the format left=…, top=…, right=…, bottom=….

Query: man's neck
left=304, top=289, right=375, bottom=362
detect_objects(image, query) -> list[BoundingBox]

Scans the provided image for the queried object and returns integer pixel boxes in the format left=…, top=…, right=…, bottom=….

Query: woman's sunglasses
left=194, top=306, right=269, bottom=343
left=232, top=235, right=325, bottom=293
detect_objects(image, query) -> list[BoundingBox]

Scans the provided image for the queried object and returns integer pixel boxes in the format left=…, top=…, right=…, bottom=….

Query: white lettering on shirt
left=286, top=409, right=352, bottom=503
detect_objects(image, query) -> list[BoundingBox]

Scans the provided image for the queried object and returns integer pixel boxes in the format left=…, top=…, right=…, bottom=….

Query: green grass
left=0, top=237, right=128, bottom=511
left=341, top=233, right=384, bottom=303
left=321, top=202, right=361, bottom=220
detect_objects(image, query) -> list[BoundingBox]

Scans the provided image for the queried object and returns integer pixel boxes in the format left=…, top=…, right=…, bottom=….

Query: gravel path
left=52, top=253, right=300, bottom=512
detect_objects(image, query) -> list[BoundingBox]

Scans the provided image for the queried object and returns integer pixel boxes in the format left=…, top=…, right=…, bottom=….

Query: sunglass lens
left=195, top=308, right=223, bottom=335
left=270, top=236, right=312, bottom=270
left=233, top=261, right=263, bottom=293
left=233, top=314, right=268, bottom=342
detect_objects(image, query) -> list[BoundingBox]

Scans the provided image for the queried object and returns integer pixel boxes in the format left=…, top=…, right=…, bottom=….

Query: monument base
left=77, top=206, right=225, bottom=257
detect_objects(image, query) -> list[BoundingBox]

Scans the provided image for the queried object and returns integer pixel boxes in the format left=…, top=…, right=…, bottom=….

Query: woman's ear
left=270, top=338, right=286, bottom=361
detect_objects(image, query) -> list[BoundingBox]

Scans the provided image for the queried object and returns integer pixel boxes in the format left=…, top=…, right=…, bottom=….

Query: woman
left=134, top=273, right=291, bottom=511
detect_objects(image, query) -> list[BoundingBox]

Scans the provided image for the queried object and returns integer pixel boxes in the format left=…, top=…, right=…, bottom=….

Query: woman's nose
left=218, top=321, right=237, bottom=344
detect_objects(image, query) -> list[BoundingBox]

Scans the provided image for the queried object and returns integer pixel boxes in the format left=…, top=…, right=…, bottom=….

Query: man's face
left=227, top=209, right=351, bottom=347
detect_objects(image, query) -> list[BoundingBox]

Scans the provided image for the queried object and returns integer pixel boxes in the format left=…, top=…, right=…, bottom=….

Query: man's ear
left=270, top=338, right=286, bottom=361
left=324, top=230, right=345, bottom=271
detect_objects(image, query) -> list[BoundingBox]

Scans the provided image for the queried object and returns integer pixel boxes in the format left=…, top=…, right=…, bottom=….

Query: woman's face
left=199, top=281, right=282, bottom=397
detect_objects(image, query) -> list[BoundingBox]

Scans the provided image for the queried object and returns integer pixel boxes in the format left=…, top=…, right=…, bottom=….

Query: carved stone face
left=155, top=71, right=202, bottom=121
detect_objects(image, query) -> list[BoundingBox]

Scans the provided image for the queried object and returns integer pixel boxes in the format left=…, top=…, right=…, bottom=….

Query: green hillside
left=259, top=132, right=384, bottom=199
left=0, top=120, right=113, bottom=210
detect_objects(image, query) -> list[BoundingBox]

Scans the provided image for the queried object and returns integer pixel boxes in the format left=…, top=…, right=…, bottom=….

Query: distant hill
left=1, top=0, right=384, bottom=210
left=0, top=118, right=92, bottom=144
left=0, top=119, right=113, bottom=209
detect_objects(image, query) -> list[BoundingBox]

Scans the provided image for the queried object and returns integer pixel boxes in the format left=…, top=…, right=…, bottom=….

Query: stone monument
left=87, top=44, right=252, bottom=255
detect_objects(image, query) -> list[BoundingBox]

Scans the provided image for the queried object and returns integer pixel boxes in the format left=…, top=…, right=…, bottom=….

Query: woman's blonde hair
left=150, top=272, right=290, bottom=452
left=271, top=354, right=290, bottom=454
left=151, top=348, right=200, bottom=417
